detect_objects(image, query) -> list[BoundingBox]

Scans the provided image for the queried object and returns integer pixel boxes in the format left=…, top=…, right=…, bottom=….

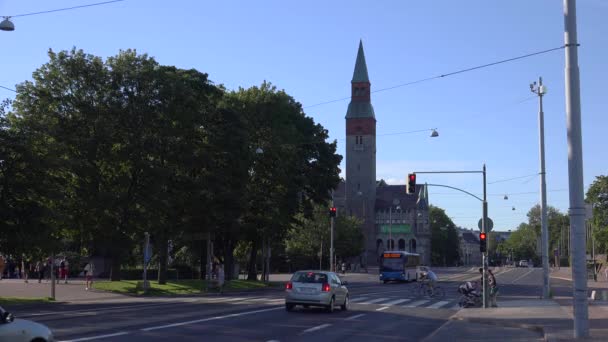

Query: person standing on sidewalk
left=488, top=269, right=499, bottom=307
left=84, top=262, right=94, bottom=290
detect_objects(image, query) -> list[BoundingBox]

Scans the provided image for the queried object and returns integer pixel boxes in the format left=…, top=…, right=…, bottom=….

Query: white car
left=285, top=271, right=349, bottom=313
left=0, top=306, right=54, bottom=342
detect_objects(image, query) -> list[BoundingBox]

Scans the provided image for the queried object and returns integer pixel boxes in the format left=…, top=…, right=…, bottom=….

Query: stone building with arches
left=332, top=41, right=432, bottom=267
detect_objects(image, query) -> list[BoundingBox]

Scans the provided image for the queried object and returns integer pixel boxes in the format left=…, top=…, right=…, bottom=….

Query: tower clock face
left=393, top=199, right=400, bottom=206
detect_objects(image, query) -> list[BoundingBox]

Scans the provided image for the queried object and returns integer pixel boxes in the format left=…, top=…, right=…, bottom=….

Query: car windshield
left=381, top=258, right=404, bottom=272
left=292, top=272, right=328, bottom=283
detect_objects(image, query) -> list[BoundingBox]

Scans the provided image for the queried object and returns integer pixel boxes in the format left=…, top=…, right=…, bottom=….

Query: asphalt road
left=7, top=267, right=548, bottom=342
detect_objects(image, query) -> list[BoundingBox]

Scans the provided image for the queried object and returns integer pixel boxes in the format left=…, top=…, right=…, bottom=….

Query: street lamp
left=531, top=77, right=550, bottom=300
left=0, top=17, right=14, bottom=31
left=430, top=129, right=439, bottom=138
left=504, top=194, right=509, bottom=200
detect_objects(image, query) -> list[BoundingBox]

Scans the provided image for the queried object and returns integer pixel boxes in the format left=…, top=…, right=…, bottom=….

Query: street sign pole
left=143, top=232, right=150, bottom=293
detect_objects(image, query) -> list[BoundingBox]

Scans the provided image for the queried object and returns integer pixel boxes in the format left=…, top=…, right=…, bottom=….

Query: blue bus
left=379, top=251, right=421, bottom=283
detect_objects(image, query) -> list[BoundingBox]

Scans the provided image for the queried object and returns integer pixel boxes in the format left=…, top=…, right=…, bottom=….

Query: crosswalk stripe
left=426, top=300, right=450, bottom=309
left=358, top=298, right=389, bottom=304
left=403, top=300, right=429, bottom=308
left=382, top=299, right=411, bottom=306
left=349, top=297, right=369, bottom=303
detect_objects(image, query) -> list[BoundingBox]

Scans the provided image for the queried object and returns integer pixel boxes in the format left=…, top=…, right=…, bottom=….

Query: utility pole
left=389, top=206, right=393, bottom=250
left=531, top=77, right=550, bottom=299
left=563, top=0, right=588, bottom=337
left=482, top=164, right=488, bottom=309
left=330, top=193, right=335, bottom=272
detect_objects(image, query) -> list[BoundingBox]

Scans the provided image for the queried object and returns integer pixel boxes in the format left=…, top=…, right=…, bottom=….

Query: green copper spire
left=351, top=40, right=369, bottom=83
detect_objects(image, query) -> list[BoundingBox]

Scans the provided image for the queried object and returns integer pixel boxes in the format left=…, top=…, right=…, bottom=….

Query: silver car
left=0, top=306, right=54, bottom=342
left=285, top=271, right=349, bottom=313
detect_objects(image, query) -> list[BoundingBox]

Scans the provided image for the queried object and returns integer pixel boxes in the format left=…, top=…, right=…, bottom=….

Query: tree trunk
left=247, top=239, right=258, bottom=281
left=110, top=255, right=121, bottom=281
left=158, top=233, right=168, bottom=285
left=223, top=236, right=236, bottom=281
left=199, top=238, right=206, bottom=280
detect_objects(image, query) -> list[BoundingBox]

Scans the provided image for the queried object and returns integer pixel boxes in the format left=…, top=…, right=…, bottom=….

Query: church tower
left=345, top=40, right=377, bottom=266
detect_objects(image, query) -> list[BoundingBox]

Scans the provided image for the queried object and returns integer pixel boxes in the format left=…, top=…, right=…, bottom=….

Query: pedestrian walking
left=60, top=257, right=69, bottom=284
left=341, top=262, right=346, bottom=275
left=217, top=264, right=225, bottom=294
left=84, top=262, right=94, bottom=290
left=0, top=255, right=5, bottom=280
left=36, top=260, right=45, bottom=283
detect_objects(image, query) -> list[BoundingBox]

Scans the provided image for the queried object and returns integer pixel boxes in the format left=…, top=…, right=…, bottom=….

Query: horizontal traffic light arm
left=422, top=183, right=483, bottom=202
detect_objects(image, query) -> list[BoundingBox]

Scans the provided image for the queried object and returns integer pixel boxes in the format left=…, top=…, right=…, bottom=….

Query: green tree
left=503, top=223, right=539, bottom=264
left=429, top=205, right=460, bottom=266
left=525, top=204, right=569, bottom=257
left=586, top=175, right=608, bottom=253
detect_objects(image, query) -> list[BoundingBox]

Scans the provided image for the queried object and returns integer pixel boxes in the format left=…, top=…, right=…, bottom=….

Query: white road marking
left=141, top=306, right=282, bottom=332
left=375, top=306, right=390, bottom=311
left=510, top=268, right=536, bottom=284
left=358, top=297, right=389, bottom=304
left=550, top=275, right=572, bottom=281
left=301, top=323, right=332, bottom=334
left=349, top=297, right=370, bottom=303
left=344, top=313, right=366, bottom=321
left=404, top=300, right=429, bottom=308
left=426, top=300, right=450, bottom=309
left=58, top=332, right=129, bottom=342
left=22, top=302, right=185, bottom=318
left=382, top=298, right=411, bottom=306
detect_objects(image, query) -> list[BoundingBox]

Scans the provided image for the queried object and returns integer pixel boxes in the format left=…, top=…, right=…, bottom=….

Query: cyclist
left=419, top=266, right=439, bottom=294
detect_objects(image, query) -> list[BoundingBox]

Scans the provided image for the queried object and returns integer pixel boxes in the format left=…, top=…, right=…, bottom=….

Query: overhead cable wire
left=304, top=45, right=566, bottom=109
left=5, top=0, right=125, bottom=18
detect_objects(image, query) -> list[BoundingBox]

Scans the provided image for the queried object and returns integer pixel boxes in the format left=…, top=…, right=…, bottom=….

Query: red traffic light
left=409, top=174, right=416, bottom=182
left=329, top=207, right=337, bottom=217
left=479, top=233, right=487, bottom=240
left=330, top=207, right=336, bottom=213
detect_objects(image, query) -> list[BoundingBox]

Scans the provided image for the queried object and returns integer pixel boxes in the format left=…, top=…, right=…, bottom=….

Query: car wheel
left=341, top=295, right=349, bottom=311
left=285, top=303, right=295, bottom=312
left=326, top=297, right=335, bottom=313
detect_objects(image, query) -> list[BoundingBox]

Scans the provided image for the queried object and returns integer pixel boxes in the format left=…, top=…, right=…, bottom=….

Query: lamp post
left=531, top=77, right=550, bottom=300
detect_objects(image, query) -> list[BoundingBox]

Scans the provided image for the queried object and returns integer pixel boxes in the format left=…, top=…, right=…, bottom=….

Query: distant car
left=0, top=306, right=54, bottom=342
left=518, top=260, right=529, bottom=268
left=285, top=271, right=349, bottom=313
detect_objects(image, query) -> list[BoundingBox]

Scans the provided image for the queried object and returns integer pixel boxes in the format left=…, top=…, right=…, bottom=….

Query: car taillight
left=322, top=283, right=331, bottom=292
left=286, top=282, right=292, bottom=290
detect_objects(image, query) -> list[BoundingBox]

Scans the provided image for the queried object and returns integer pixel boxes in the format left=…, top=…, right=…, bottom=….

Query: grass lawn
left=0, top=297, right=55, bottom=306
left=93, top=279, right=282, bottom=296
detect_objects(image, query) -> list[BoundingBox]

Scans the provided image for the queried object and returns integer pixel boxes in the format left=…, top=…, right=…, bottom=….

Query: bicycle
left=413, top=280, right=446, bottom=298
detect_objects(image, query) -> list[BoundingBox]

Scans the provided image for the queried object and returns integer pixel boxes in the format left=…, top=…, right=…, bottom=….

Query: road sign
left=478, top=217, right=494, bottom=232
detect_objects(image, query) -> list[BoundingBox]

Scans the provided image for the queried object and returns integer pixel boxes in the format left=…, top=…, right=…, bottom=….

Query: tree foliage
left=429, top=205, right=460, bottom=266
left=586, top=175, right=608, bottom=253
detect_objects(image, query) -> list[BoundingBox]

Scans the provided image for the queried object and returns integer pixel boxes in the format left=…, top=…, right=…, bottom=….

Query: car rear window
left=292, top=272, right=328, bottom=283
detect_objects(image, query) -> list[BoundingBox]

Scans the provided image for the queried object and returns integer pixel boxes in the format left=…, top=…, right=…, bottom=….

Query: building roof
left=352, top=40, right=370, bottom=83
left=375, top=184, right=424, bottom=211
left=461, top=231, right=479, bottom=243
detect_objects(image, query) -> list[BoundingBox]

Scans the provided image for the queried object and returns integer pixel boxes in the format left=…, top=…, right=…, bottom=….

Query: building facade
left=333, top=41, right=431, bottom=267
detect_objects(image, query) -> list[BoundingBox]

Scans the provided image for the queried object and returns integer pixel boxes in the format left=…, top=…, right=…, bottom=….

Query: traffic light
left=407, top=173, right=416, bottom=194
left=329, top=207, right=337, bottom=218
left=479, top=232, right=487, bottom=253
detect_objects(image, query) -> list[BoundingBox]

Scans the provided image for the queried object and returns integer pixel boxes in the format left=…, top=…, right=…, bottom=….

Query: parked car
left=518, top=260, right=529, bottom=268
left=284, top=271, right=349, bottom=313
left=0, top=306, right=54, bottom=342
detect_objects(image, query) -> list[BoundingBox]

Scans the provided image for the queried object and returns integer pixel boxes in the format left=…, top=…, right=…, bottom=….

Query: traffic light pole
left=414, top=165, right=489, bottom=308
left=330, top=215, right=335, bottom=272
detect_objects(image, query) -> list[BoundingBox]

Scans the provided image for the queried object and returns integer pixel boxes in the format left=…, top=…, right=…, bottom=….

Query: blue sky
left=1, top=0, right=606, bottom=232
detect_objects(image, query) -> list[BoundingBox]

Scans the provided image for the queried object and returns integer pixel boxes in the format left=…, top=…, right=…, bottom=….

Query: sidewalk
left=0, top=278, right=131, bottom=303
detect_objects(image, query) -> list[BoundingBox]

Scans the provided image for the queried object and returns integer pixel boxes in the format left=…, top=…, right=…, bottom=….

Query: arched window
left=398, top=239, right=406, bottom=251
left=409, top=239, right=417, bottom=253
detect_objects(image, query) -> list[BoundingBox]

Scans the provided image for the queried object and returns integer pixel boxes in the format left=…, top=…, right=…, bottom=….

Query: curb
left=450, top=316, right=550, bottom=340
